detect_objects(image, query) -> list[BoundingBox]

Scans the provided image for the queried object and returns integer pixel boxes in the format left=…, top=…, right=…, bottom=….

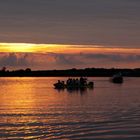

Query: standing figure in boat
left=80, top=77, right=87, bottom=87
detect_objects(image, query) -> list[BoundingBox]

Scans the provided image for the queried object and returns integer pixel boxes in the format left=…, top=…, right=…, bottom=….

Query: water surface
left=0, top=77, right=140, bottom=139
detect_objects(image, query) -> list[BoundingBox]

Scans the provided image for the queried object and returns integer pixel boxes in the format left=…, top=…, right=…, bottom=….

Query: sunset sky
left=0, top=0, right=140, bottom=70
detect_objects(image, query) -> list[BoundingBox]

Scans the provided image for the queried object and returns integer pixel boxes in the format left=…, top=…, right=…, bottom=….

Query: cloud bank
left=0, top=52, right=139, bottom=70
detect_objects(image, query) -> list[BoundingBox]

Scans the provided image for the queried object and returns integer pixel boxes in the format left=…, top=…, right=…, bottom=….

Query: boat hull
left=111, top=76, right=123, bottom=84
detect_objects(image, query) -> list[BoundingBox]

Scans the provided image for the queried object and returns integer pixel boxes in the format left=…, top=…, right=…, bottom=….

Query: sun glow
left=0, top=43, right=140, bottom=54
left=0, top=43, right=36, bottom=52
left=0, top=43, right=69, bottom=53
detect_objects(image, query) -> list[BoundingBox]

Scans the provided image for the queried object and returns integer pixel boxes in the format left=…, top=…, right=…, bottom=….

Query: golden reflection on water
left=0, top=78, right=58, bottom=139
left=0, top=77, right=63, bottom=114
left=1, top=77, right=140, bottom=139
left=0, top=78, right=36, bottom=111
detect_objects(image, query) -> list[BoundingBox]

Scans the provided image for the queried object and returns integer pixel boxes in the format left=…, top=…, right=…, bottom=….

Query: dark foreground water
left=0, top=77, right=140, bottom=140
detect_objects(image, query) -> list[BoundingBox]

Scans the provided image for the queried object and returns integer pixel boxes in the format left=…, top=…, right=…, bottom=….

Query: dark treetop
left=0, top=68, right=140, bottom=77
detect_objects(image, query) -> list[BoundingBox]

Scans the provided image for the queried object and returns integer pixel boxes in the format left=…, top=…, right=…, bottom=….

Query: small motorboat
left=111, top=73, right=123, bottom=84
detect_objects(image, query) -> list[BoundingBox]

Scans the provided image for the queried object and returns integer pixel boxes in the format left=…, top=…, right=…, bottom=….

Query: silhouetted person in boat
left=75, top=78, right=79, bottom=87
left=80, top=77, right=87, bottom=86
left=57, top=80, right=64, bottom=87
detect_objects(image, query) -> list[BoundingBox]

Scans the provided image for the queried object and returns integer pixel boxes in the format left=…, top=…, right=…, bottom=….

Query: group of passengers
left=57, top=77, right=87, bottom=87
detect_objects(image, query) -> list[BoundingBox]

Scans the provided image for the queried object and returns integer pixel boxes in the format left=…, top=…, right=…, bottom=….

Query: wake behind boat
left=54, top=77, right=94, bottom=90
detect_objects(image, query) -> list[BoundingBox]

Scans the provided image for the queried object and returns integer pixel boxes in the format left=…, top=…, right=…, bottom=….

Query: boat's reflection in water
left=56, top=86, right=94, bottom=95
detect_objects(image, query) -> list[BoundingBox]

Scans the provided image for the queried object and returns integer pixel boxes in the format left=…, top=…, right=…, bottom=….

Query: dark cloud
left=84, top=53, right=140, bottom=62
left=84, top=53, right=124, bottom=61
left=0, top=0, right=139, bottom=46
left=43, top=52, right=140, bottom=69
left=0, top=53, right=30, bottom=67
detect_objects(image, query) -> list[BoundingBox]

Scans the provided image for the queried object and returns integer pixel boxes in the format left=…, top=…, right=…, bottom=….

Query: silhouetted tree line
left=0, top=67, right=140, bottom=77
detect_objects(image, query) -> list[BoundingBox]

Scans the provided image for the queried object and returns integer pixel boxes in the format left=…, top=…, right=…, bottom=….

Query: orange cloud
left=0, top=52, right=140, bottom=70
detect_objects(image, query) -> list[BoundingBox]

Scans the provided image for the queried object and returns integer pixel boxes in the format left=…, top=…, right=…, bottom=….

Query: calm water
left=0, top=77, right=140, bottom=140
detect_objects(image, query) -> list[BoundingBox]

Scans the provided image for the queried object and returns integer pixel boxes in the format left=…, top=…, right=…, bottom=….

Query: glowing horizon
left=0, top=43, right=139, bottom=69
left=0, top=43, right=139, bottom=55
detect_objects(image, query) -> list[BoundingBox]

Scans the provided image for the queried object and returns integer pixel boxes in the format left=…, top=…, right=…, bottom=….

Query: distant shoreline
left=0, top=68, right=140, bottom=77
